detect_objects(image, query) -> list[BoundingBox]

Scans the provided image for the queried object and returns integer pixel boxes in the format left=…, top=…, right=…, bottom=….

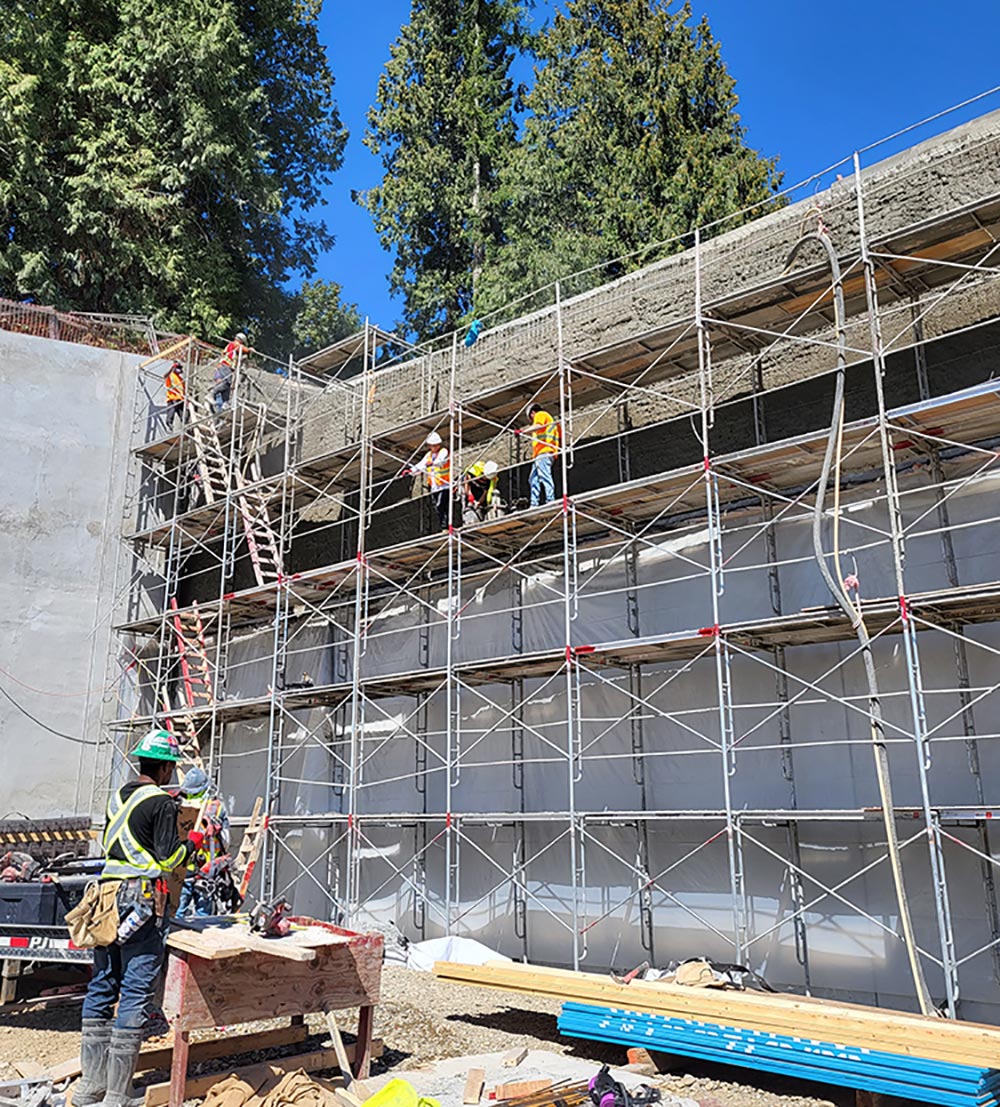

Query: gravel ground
left=0, top=964, right=923, bottom=1107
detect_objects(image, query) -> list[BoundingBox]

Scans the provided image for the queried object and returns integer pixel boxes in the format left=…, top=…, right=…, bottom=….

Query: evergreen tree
left=292, top=279, right=362, bottom=356
left=478, top=0, right=782, bottom=309
left=0, top=0, right=347, bottom=340
left=359, top=0, right=526, bottom=340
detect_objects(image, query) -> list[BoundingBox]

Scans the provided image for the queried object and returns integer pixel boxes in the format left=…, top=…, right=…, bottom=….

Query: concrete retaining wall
left=0, top=330, right=135, bottom=820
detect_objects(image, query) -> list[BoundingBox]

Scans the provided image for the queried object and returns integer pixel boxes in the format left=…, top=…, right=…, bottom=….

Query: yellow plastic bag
left=361, top=1080, right=439, bottom=1107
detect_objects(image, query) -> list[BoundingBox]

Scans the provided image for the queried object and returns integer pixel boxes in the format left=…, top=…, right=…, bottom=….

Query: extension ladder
left=169, top=598, right=215, bottom=709
left=233, top=797, right=266, bottom=899
left=185, top=397, right=230, bottom=505
left=158, top=687, right=204, bottom=770
left=233, top=464, right=282, bottom=586
left=185, top=396, right=281, bottom=587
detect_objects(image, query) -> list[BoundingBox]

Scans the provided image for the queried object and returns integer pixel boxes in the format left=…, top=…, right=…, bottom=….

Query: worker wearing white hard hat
left=213, top=331, right=253, bottom=415
left=410, top=430, right=452, bottom=529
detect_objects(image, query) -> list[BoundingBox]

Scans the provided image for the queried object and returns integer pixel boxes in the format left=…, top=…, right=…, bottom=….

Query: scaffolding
left=100, top=110, right=1000, bottom=1021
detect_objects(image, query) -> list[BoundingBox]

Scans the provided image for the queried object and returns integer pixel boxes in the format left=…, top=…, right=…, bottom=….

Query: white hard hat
left=426, top=431, right=443, bottom=446
left=235, top=332, right=248, bottom=344
left=483, top=460, right=499, bottom=476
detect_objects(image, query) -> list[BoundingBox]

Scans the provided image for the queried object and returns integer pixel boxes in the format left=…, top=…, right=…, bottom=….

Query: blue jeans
left=81, top=916, right=166, bottom=1029
left=212, top=381, right=231, bottom=413
left=529, top=454, right=555, bottom=506
left=177, top=877, right=214, bottom=917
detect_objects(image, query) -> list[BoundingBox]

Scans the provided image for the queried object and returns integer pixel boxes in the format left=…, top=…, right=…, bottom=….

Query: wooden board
left=434, top=960, right=1000, bottom=1068
left=12, top=1061, right=45, bottom=1079
left=501, top=1047, right=527, bottom=1068
left=496, top=1080, right=552, bottom=1100
left=164, top=932, right=383, bottom=1031
left=166, top=923, right=351, bottom=963
left=463, top=1069, right=485, bottom=1105
left=50, top=1024, right=311, bottom=1083
left=142, top=1038, right=383, bottom=1107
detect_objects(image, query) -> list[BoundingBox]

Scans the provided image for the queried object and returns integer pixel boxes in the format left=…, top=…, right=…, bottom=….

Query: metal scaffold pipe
left=784, top=218, right=936, bottom=1018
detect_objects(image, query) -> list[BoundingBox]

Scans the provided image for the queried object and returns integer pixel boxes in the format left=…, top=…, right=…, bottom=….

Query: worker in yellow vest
left=411, top=431, right=453, bottom=530
left=518, top=404, right=561, bottom=506
left=464, top=459, right=500, bottom=522
left=76, top=730, right=205, bottom=1107
left=163, top=362, right=186, bottom=429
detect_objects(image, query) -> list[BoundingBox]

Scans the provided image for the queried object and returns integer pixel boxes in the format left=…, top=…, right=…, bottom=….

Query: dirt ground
left=0, top=963, right=919, bottom=1107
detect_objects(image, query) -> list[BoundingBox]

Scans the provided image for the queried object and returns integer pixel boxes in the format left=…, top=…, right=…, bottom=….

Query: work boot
left=74, top=1017, right=114, bottom=1106
left=102, top=1026, right=145, bottom=1107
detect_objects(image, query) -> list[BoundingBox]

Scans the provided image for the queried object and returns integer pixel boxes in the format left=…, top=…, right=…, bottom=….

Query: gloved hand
left=187, top=829, right=206, bottom=851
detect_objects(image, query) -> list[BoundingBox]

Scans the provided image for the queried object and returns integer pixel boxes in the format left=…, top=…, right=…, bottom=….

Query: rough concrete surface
left=0, top=329, right=136, bottom=819
left=296, top=109, right=1000, bottom=462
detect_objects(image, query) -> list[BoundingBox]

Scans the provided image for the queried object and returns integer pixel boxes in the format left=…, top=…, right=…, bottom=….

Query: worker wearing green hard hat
left=76, top=725, right=205, bottom=1107
left=129, top=727, right=181, bottom=762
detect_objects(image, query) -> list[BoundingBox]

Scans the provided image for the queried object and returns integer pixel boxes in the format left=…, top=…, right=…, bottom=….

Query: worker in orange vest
left=518, top=404, right=561, bottom=506
left=163, top=362, right=186, bottom=429
left=410, top=431, right=453, bottom=530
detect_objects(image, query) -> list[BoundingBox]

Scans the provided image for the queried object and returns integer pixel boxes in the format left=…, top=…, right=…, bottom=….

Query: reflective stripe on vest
left=165, top=371, right=184, bottom=403
left=423, top=449, right=451, bottom=489
left=101, top=784, right=168, bottom=879
left=532, top=413, right=560, bottom=457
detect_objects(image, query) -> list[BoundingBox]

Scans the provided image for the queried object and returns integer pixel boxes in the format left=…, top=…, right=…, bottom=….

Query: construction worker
left=212, top=331, right=250, bottom=414
left=176, top=766, right=231, bottom=917
left=163, top=362, right=186, bottom=429
left=464, top=460, right=500, bottom=523
left=518, top=403, right=561, bottom=507
left=411, top=431, right=453, bottom=530
left=76, top=730, right=206, bottom=1107
left=182, top=459, right=203, bottom=513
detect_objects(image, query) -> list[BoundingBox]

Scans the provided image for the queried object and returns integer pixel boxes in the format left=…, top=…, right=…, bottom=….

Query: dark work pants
left=81, top=915, right=165, bottom=1029
left=433, top=488, right=451, bottom=529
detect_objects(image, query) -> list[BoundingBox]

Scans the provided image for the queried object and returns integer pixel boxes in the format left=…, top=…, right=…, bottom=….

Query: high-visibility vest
left=422, top=448, right=451, bottom=489
left=221, top=340, right=245, bottom=369
left=465, top=463, right=497, bottom=505
left=101, top=784, right=184, bottom=880
left=165, top=370, right=185, bottom=403
left=531, top=411, right=560, bottom=457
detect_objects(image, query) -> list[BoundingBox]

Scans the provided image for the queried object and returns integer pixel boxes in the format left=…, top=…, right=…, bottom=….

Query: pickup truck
left=0, top=817, right=97, bottom=1002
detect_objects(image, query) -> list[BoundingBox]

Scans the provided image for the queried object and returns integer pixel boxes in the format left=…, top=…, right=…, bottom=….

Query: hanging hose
left=784, top=229, right=937, bottom=1016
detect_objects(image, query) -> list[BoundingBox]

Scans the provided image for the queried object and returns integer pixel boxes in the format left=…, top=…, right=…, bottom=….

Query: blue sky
left=316, top=0, right=1000, bottom=334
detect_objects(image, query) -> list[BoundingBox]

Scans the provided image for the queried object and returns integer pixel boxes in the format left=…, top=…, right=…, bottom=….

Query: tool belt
left=118, top=876, right=168, bottom=921
left=65, top=879, right=121, bottom=948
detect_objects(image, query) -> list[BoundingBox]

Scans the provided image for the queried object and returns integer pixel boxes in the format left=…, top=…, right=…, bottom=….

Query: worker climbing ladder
left=169, top=598, right=215, bottom=709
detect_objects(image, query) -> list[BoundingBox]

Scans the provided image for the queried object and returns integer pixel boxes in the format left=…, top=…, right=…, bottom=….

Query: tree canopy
left=362, top=0, right=783, bottom=334
left=359, top=0, right=527, bottom=339
left=291, top=279, right=362, bottom=357
left=0, top=0, right=348, bottom=342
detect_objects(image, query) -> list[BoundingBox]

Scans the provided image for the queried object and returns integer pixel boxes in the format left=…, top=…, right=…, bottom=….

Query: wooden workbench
left=162, top=918, right=383, bottom=1107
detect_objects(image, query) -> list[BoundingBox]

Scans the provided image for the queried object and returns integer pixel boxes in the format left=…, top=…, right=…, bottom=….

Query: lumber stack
left=559, top=1003, right=999, bottom=1107
left=433, top=960, right=1000, bottom=1069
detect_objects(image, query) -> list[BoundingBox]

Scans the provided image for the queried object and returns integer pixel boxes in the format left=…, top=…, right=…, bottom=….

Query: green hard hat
left=130, top=728, right=181, bottom=762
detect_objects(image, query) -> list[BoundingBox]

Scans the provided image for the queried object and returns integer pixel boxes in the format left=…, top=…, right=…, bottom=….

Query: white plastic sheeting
left=212, top=466, right=1000, bottom=1021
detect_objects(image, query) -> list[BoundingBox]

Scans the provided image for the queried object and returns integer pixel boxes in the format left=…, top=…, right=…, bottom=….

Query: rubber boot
left=101, top=1026, right=145, bottom=1107
left=74, top=1018, right=114, bottom=1106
